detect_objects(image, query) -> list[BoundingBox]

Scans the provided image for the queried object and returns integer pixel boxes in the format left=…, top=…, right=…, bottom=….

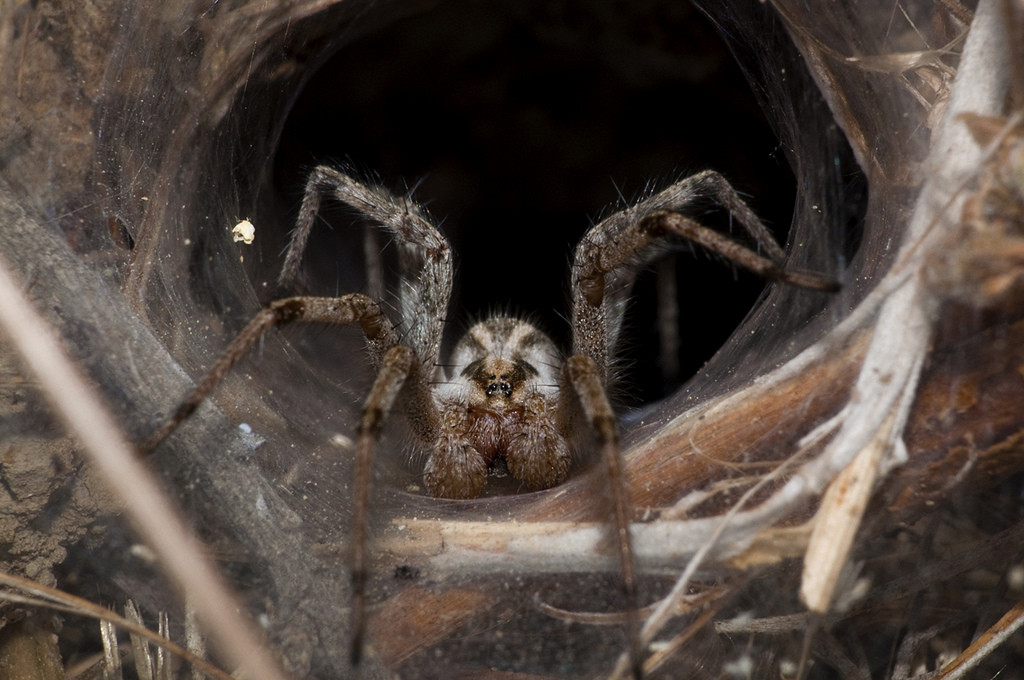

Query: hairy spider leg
left=139, top=294, right=399, bottom=456
left=568, top=169, right=839, bottom=677
left=562, top=354, right=642, bottom=679
left=145, top=167, right=453, bottom=669
left=350, top=343, right=418, bottom=665
left=138, top=293, right=412, bottom=665
left=573, top=169, right=837, bottom=369
left=651, top=211, right=840, bottom=292
left=280, top=165, right=452, bottom=366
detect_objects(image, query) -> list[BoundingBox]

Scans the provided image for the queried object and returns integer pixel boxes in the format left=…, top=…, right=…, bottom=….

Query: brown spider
left=142, top=166, right=837, bottom=677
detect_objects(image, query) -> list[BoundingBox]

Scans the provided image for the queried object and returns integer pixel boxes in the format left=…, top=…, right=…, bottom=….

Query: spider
left=142, top=166, right=838, bottom=678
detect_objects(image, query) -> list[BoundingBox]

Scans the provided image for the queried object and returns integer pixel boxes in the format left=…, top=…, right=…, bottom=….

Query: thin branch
left=0, top=571, right=232, bottom=680
left=0, top=254, right=290, bottom=680
left=930, top=599, right=1024, bottom=680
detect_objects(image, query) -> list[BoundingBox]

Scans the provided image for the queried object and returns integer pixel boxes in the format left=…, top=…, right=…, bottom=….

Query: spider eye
left=485, top=379, right=513, bottom=398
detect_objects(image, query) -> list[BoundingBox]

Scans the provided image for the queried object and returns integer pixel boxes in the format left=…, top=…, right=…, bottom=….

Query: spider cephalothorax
left=427, top=316, right=571, bottom=498
left=143, top=165, right=837, bottom=678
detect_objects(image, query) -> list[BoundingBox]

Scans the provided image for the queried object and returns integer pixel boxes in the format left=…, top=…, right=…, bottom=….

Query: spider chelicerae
left=143, top=165, right=837, bottom=677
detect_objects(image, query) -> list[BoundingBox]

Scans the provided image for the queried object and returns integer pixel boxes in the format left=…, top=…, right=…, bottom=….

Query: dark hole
left=273, top=0, right=801, bottom=403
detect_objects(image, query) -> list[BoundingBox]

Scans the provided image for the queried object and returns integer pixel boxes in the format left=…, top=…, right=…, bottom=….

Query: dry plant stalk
left=0, top=257, right=288, bottom=680
left=0, top=572, right=233, bottom=680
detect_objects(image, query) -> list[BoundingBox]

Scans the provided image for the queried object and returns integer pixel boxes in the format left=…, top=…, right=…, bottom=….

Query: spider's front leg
left=140, top=294, right=399, bottom=455
left=140, top=290, right=418, bottom=667
left=559, top=352, right=642, bottom=680
left=572, top=169, right=838, bottom=373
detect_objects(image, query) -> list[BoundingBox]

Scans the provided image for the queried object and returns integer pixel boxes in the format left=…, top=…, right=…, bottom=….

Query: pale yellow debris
left=231, top=219, right=255, bottom=244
